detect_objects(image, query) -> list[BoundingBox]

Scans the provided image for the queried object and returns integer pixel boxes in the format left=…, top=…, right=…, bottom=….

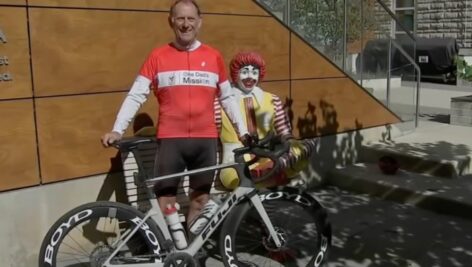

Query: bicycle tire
left=219, top=188, right=331, bottom=267
left=38, top=201, right=166, bottom=267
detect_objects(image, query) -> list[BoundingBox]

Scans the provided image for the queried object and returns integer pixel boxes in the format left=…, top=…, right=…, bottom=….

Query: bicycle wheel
left=219, top=188, right=331, bottom=267
left=38, top=201, right=166, bottom=267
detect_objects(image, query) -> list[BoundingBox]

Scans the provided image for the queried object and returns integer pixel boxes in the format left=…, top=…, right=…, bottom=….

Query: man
left=218, top=51, right=317, bottom=189
left=101, top=0, right=249, bottom=225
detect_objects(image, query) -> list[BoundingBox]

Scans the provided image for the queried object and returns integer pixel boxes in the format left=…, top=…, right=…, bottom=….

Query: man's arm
left=101, top=75, right=151, bottom=147
left=218, top=80, right=248, bottom=137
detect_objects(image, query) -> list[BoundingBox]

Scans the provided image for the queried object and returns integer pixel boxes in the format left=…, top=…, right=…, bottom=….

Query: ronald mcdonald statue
left=218, top=51, right=317, bottom=189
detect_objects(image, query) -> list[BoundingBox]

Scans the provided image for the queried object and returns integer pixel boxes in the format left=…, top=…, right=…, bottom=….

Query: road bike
left=38, top=133, right=331, bottom=267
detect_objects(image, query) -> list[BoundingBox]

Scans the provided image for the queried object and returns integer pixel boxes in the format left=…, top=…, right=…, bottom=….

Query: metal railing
left=256, top=0, right=422, bottom=130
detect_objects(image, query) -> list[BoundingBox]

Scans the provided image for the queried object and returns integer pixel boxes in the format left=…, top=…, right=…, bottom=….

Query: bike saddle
left=115, top=136, right=157, bottom=151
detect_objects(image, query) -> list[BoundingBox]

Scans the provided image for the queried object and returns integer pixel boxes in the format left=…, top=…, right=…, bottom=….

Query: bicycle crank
left=163, top=252, right=198, bottom=267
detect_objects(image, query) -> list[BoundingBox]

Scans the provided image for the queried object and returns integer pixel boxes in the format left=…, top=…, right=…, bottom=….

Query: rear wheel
left=219, top=188, right=331, bottom=267
left=38, top=201, right=166, bottom=267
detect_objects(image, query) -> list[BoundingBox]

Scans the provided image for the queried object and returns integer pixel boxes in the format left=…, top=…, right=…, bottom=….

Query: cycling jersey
left=112, top=41, right=247, bottom=138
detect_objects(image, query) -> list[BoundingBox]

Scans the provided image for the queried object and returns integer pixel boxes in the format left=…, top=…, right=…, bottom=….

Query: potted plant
left=455, top=56, right=472, bottom=86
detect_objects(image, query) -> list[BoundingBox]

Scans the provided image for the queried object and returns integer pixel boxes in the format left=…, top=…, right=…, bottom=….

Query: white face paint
left=237, top=65, right=260, bottom=93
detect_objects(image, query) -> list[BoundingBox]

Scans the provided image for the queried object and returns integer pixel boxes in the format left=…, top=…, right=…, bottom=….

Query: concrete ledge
left=328, top=163, right=472, bottom=220
left=360, top=143, right=471, bottom=178
left=451, top=95, right=472, bottom=127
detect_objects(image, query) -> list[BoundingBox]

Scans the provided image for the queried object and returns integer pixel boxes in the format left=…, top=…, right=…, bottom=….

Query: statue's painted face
left=237, top=65, right=260, bottom=93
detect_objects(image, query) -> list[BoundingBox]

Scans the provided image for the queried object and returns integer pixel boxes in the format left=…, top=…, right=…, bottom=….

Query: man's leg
left=186, top=138, right=218, bottom=225
left=187, top=190, right=210, bottom=224
left=157, top=194, right=178, bottom=212
left=153, top=139, right=185, bottom=212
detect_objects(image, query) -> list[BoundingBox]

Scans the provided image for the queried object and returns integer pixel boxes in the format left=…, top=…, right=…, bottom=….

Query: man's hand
left=101, top=132, right=122, bottom=148
left=240, top=133, right=259, bottom=147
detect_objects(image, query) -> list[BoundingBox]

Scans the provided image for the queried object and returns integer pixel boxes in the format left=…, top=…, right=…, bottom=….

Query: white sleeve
left=218, top=80, right=248, bottom=136
left=112, top=75, right=152, bottom=135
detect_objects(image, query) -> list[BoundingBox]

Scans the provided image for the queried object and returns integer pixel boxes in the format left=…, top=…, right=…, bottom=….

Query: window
left=394, top=0, right=415, bottom=35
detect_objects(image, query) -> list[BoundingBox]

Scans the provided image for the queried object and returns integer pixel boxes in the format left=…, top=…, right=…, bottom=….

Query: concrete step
left=327, top=163, right=472, bottom=220
left=360, top=121, right=472, bottom=178
left=360, top=142, right=471, bottom=178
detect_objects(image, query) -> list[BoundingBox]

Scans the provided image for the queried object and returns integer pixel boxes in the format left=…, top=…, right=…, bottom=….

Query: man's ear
left=197, top=17, right=202, bottom=30
left=168, top=16, right=173, bottom=28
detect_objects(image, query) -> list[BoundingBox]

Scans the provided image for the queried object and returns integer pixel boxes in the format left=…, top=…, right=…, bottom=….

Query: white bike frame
left=102, top=161, right=283, bottom=267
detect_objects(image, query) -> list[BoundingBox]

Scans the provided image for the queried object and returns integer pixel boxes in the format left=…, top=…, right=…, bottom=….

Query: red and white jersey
left=112, top=41, right=247, bottom=138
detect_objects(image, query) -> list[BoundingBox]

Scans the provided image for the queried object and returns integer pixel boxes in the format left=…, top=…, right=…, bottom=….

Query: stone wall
left=417, top=0, right=472, bottom=48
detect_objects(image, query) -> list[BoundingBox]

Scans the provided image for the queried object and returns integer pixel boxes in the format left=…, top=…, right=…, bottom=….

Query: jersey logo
left=168, top=74, right=176, bottom=85
left=158, top=70, right=219, bottom=88
left=201, top=61, right=206, bottom=67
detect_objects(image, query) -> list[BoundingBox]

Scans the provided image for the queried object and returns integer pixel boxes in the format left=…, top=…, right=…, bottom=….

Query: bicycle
left=38, top=133, right=331, bottom=267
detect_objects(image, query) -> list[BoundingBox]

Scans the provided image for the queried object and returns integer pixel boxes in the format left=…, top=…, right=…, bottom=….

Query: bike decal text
left=130, top=217, right=162, bottom=258
left=313, top=235, right=329, bottom=267
left=259, top=191, right=313, bottom=206
left=44, top=209, right=93, bottom=265
left=224, top=235, right=238, bottom=267
left=201, top=194, right=238, bottom=240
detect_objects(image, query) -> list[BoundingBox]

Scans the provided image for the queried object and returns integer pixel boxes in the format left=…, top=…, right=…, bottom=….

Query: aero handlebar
left=233, top=131, right=290, bottom=183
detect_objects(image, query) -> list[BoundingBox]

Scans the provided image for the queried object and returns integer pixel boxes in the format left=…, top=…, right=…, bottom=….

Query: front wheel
left=219, top=188, right=331, bottom=267
left=38, top=201, right=166, bottom=267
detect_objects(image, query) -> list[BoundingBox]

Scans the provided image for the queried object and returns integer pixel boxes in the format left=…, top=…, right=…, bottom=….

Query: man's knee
left=155, top=186, right=178, bottom=198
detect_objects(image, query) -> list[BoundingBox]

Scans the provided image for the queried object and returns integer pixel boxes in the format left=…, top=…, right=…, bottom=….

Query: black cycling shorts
left=153, top=138, right=218, bottom=197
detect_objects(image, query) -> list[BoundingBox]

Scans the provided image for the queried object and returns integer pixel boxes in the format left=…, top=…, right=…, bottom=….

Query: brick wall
left=416, top=0, right=472, bottom=48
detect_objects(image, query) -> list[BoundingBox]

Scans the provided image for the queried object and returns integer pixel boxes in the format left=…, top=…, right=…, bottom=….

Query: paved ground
left=202, top=186, right=472, bottom=267
left=202, top=81, right=472, bottom=266
left=316, top=186, right=472, bottom=267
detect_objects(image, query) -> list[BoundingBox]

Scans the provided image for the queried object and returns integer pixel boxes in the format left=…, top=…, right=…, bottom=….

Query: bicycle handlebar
left=113, top=132, right=290, bottom=185
left=233, top=131, right=290, bottom=183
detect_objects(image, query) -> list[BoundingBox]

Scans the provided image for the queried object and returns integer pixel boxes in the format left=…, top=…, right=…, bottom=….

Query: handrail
left=390, top=39, right=422, bottom=127
left=374, top=0, right=421, bottom=128
left=254, top=0, right=421, bottom=128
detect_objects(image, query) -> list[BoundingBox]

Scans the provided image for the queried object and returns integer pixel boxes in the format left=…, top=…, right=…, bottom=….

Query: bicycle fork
left=249, top=193, right=283, bottom=248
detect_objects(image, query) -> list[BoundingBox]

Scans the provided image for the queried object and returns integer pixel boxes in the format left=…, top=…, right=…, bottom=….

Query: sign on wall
left=0, top=27, right=12, bottom=82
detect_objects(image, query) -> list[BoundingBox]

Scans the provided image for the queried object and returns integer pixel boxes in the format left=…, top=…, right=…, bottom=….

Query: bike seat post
left=117, top=137, right=159, bottom=212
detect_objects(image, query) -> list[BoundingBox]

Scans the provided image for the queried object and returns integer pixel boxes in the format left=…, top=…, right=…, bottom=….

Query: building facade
left=391, top=0, right=472, bottom=48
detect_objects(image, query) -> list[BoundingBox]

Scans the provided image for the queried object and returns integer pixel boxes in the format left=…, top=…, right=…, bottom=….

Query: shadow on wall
left=94, top=113, right=155, bottom=203
left=285, top=98, right=365, bottom=187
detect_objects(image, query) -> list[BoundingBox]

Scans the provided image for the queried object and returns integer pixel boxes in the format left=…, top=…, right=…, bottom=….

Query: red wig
left=230, top=52, right=266, bottom=83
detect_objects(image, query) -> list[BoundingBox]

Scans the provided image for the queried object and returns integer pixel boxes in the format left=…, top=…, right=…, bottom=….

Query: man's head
left=168, top=0, right=202, bottom=49
left=230, top=52, right=266, bottom=93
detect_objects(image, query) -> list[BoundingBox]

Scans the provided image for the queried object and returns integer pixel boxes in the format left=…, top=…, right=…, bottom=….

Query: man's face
left=169, top=2, right=201, bottom=48
left=237, top=65, right=260, bottom=93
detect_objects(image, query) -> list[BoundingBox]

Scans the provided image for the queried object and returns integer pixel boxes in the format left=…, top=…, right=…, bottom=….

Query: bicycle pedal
left=194, top=248, right=208, bottom=260
left=162, top=239, right=175, bottom=251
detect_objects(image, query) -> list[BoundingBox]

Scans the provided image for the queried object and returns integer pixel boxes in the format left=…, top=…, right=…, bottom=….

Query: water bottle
left=189, top=198, right=220, bottom=235
left=164, top=204, right=188, bottom=249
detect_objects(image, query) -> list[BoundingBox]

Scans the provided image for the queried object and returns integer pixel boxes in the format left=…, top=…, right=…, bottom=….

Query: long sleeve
left=272, top=94, right=293, bottom=139
left=112, top=75, right=152, bottom=135
left=218, top=80, right=248, bottom=136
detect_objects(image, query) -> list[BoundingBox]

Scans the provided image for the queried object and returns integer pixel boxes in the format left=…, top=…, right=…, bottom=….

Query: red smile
left=242, top=78, right=257, bottom=88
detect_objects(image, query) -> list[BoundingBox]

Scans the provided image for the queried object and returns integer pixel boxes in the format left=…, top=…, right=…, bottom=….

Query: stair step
left=328, top=163, right=472, bottom=220
left=360, top=142, right=471, bottom=178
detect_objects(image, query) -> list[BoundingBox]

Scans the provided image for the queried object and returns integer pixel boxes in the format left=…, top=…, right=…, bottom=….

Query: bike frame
left=102, top=161, right=283, bottom=267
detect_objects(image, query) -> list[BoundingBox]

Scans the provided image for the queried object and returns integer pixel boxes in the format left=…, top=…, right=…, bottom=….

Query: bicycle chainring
left=163, top=252, right=198, bottom=267
left=90, top=243, right=112, bottom=267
